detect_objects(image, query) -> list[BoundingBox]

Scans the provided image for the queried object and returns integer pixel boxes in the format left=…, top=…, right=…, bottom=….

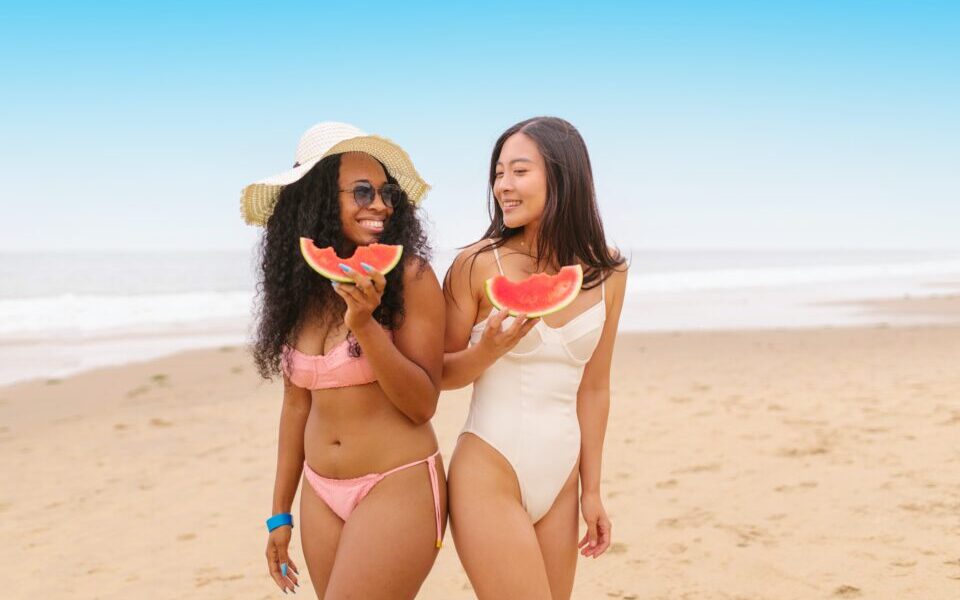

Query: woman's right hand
left=265, top=525, right=300, bottom=592
left=477, top=309, right=540, bottom=360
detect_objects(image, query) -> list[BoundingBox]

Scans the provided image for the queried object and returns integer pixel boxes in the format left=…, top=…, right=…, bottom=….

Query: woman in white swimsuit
left=442, top=116, right=628, bottom=599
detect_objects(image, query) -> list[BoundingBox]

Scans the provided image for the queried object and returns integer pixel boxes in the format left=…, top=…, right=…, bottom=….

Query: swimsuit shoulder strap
left=491, top=244, right=505, bottom=275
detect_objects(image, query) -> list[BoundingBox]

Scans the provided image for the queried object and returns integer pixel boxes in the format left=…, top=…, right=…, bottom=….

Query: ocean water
left=2, top=248, right=959, bottom=385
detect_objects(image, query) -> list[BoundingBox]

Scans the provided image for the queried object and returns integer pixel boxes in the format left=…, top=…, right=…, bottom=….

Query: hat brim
left=240, top=135, right=429, bottom=226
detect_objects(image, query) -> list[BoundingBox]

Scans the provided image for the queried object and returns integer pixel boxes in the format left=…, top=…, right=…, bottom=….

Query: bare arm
left=271, top=375, right=312, bottom=515
left=576, top=266, right=627, bottom=557
left=441, top=243, right=537, bottom=390
left=336, top=257, right=444, bottom=424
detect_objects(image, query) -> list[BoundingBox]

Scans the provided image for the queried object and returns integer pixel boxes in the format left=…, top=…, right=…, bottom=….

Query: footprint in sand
left=114, top=423, right=129, bottom=431
left=150, top=417, right=173, bottom=427
left=125, top=385, right=150, bottom=399
left=177, top=533, right=196, bottom=541
left=833, top=585, right=862, bottom=597
left=151, top=374, right=169, bottom=386
left=667, top=543, right=686, bottom=555
left=607, top=542, right=628, bottom=555
left=774, top=481, right=818, bottom=492
left=657, top=508, right=713, bottom=529
left=195, top=572, right=244, bottom=588
left=716, top=523, right=776, bottom=548
left=890, top=559, right=916, bottom=567
left=230, top=366, right=244, bottom=374
left=673, top=462, right=721, bottom=475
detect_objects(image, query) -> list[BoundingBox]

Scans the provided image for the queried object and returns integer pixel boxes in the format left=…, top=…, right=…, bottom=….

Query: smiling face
left=337, top=152, right=393, bottom=246
left=493, top=132, right=548, bottom=230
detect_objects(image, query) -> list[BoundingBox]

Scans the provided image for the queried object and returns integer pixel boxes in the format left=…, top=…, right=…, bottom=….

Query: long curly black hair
left=252, top=153, right=431, bottom=380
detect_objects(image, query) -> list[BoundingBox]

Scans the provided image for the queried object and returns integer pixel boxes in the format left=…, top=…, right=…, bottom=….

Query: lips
left=502, top=199, right=521, bottom=212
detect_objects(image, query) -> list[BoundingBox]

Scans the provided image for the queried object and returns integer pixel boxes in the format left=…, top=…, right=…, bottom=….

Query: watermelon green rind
left=299, top=237, right=403, bottom=283
left=484, top=264, right=584, bottom=318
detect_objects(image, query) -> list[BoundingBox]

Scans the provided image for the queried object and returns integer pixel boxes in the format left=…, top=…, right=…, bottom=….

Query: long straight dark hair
left=472, top=116, right=625, bottom=289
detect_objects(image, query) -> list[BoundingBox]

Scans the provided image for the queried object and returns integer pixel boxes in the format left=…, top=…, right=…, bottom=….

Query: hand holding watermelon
left=330, top=261, right=388, bottom=331
left=476, top=308, right=540, bottom=361
left=299, top=237, right=402, bottom=330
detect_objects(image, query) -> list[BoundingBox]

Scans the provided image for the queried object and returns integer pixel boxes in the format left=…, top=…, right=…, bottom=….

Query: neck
left=518, top=223, right=539, bottom=253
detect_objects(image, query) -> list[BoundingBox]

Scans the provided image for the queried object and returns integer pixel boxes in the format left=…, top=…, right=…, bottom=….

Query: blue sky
left=1, top=1, right=958, bottom=251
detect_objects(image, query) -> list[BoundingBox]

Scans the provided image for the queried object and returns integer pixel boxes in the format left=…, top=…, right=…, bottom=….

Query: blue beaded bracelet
left=266, top=513, right=293, bottom=532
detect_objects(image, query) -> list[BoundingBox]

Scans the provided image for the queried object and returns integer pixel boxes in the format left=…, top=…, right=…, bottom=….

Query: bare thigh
left=299, top=475, right=344, bottom=598
left=534, top=462, right=581, bottom=600
left=448, top=433, right=552, bottom=600
left=323, top=457, right=447, bottom=600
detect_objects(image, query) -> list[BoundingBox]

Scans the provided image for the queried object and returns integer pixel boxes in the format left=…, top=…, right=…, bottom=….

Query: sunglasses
left=339, top=182, right=404, bottom=209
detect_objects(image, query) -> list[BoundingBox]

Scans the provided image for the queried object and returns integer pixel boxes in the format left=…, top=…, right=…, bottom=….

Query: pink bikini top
left=282, top=329, right=393, bottom=390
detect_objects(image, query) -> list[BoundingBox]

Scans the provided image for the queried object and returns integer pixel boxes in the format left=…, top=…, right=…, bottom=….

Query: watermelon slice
left=300, top=237, right=403, bottom=283
left=485, top=264, right=584, bottom=317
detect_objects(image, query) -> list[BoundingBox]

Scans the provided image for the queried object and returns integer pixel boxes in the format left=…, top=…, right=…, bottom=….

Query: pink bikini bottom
left=303, top=450, right=443, bottom=548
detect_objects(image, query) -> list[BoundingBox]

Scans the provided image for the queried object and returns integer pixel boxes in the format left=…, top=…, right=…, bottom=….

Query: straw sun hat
left=240, top=121, right=430, bottom=226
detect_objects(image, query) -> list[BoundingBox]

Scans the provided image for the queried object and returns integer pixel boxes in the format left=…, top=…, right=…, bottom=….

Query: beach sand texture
left=2, top=325, right=959, bottom=599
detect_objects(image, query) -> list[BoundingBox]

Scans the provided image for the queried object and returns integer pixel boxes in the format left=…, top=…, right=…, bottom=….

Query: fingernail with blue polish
left=338, top=263, right=352, bottom=273
left=281, top=563, right=288, bottom=577
left=361, top=262, right=374, bottom=272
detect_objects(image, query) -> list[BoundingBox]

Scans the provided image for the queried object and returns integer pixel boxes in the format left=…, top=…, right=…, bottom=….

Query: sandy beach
left=2, top=320, right=960, bottom=599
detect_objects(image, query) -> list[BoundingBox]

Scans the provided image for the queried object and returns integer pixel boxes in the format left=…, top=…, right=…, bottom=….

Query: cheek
left=338, top=199, right=356, bottom=224
left=520, top=175, right=547, bottom=206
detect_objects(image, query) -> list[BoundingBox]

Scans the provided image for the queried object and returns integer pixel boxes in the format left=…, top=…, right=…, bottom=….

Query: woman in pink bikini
left=241, top=122, right=445, bottom=598
left=443, top=116, right=628, bottom=599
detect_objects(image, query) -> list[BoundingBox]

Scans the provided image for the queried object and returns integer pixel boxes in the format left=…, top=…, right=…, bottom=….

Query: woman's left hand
left=578, top=490, right=612, bottom=558
left=331, top=262, right=387, bottom=330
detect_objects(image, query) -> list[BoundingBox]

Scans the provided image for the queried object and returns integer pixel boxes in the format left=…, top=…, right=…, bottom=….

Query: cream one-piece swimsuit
left=462, top=246, right=606, bottom=523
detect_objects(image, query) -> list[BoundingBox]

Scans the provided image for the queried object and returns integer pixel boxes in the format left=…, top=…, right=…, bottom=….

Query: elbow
left=407, top=389, right=440, bottom=425
left=408, top=406, right=436, bottom=426
left=440, top=374, right=462, bottom=391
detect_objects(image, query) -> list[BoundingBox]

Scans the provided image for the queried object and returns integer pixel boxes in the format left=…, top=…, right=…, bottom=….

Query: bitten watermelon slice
left=485, top=264, right=584, bottom=317
left=300, top=237, right=403, bottom=283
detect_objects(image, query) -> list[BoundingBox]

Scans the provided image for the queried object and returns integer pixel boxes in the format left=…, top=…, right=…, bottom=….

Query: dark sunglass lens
left=352, top=184, right=375, bottom=207
left=380, top=184, right=401, bottom=208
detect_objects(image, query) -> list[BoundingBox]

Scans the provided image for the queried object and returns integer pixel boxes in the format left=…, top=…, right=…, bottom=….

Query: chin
left=502, top=214, right=528, bottom=229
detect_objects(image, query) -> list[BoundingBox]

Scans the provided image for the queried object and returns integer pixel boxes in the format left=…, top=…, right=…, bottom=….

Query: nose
left=368, top=190, right=389, bottom=212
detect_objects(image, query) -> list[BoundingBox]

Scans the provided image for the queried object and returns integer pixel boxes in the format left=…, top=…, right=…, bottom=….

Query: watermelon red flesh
left=300, top=237, right=403, bottom=283
left=485, top=264, right=584, bottom=318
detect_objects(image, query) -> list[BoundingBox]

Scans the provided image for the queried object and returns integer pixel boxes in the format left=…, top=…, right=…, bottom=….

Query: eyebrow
left=496, top=158, right=535, bottom=167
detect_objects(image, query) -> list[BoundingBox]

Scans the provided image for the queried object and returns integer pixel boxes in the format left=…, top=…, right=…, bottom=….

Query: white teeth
left=359, top=220, right=384, bottom=230
left=503, top=200, right=521, bottom=208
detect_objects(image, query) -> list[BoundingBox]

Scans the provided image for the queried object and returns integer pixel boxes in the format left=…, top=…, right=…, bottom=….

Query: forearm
left=577, top=386, right=610, bottom=495
left=441, top=343, right=498, bottom=390
left=354, top=319, right=439, bottom=424
left=271, top=401, right=310, bottom=514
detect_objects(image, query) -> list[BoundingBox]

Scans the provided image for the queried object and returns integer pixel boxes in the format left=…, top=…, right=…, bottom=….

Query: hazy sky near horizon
left=1, top=1, right=957, bottom=252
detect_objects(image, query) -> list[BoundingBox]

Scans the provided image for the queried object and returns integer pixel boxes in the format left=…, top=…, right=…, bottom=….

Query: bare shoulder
left=604, top=246, right=629, bottom=294
left=400, top=254, right=440, bottom=288
left=446, top=239, right=500, bottom=285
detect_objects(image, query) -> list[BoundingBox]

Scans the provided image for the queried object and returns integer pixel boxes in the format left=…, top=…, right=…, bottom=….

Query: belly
left=303, top=383, right=438, bottom=477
